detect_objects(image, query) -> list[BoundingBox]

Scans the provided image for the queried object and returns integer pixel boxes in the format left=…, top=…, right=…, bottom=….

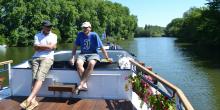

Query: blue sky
left=110, top=0, right=207, bottom=27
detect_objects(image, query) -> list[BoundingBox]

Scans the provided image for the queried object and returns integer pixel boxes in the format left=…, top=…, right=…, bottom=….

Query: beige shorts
left=77, top=53, right=100, bottom=62
left=32, top=58, right=53, bottom=81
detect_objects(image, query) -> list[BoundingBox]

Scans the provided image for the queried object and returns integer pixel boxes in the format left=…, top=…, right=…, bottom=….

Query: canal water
left=0, top=37, right=219, bottom=110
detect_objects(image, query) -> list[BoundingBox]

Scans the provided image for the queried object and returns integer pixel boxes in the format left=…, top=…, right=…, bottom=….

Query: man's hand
left=101, top=58, right=113, bottom=63
left=69, top=57, right=75, bottom=66
left=34, top=43, right=56, bottom=51
left=107, top=58, right=113, bottom=63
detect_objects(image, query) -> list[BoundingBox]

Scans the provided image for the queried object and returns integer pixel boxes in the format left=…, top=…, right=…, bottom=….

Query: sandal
left=79, top=87, right=88, bottom=91
left=20, top=100, right=31, bottom=109
left=26, top=100, right=39, bottom=110
left=74, top=87, right=88, bottom=95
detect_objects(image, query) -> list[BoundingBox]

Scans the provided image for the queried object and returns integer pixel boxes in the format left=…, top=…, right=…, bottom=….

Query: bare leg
left=76, top=59, right=85, bottom=79
left=78, top=60, right=96, bottom=89
left=26, top=80, right=43, bottom=102
left=30, top=80, right=37, bottom=103
left=20, top=80, right=42, bottom=109
left=31, top=96, right=37, bottom=102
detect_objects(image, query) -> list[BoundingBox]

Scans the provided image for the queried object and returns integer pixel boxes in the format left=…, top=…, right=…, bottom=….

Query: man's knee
left=87, top=60, right=96, bottom=69
left=76, top=59, right=84, bottom=66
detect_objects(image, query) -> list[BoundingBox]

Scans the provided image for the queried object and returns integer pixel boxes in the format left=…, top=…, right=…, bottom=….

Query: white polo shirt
left=32, top=31, right=57, bottom=59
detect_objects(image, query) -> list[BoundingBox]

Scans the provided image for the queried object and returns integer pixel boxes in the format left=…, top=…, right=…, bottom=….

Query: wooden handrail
left=130, top=60, right=194, bottom=110
left=0, top=60, right=13, bottom=66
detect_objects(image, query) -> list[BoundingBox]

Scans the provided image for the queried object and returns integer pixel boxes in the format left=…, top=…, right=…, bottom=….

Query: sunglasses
left=44, top=26, right=52, bottom=29
left=83, top=27, right=90, bottom=29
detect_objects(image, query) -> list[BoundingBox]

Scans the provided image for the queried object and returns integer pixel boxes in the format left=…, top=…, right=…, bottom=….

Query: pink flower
left=164, top=96, right=168, bottom=100
left=147, top=88, right=153, bottom=95
left=144, top=75, right=153, bottom=81
left=143, top=96, right=148, bottom=103
left=143, top=83, right=147, bottom=88
left=124, top=76, right=128, bottom=80
left=146, top=66, right=152, bottom=71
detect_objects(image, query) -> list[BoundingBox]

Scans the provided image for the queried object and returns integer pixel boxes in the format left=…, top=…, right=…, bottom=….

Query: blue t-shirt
left=75, top=32, right=103, bottom=54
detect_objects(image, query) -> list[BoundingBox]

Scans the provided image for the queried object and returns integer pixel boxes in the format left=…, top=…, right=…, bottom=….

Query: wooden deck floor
left=0, top=97, right=134, bottom=110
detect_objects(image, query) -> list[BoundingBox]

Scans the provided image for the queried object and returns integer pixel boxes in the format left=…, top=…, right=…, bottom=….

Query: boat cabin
left=11, top=50, right=134, bottom=99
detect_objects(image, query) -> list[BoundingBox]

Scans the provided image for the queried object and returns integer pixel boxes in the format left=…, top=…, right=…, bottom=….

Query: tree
left=0, top=0, right=137, bottom=46
left=165, top=18, right=184, bottom=37
left=165, top=4, right=220, bottom=46
left=134, top=25, right=165, bottom=37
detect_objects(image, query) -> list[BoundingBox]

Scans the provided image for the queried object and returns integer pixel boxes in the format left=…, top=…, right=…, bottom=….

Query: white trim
left=131, top=91, right=150, bottom=110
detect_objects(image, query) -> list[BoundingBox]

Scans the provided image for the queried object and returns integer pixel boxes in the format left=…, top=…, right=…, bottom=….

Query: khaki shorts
left=77, top=53, right=100, bottom=62
left=32, top=58, right=53, bottom=81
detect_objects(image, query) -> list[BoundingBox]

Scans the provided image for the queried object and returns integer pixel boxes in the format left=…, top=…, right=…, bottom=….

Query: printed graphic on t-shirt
left=83, top=39, right=90, bottom=50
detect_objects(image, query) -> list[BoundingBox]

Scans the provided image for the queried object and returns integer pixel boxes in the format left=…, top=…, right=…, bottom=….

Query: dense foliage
left=0, top=0, right=137, bottom=46
left=165, top=0, right=220, bottom=46
left=134, top=25, right=165, bottom=37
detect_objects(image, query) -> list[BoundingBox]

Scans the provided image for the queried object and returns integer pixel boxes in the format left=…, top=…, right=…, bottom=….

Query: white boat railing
left=130, top=60, right=194, bottom=110
left=0, top=60, right=13, bottom=66
left=0, top=60, right=13, bottom=75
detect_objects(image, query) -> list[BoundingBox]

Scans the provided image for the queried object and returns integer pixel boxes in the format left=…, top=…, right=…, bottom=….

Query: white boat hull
left=11, top=68, right=132, bottom=100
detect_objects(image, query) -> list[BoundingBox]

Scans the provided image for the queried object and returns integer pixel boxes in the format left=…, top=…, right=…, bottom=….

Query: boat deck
left=0, top=97, right=134, bottom=110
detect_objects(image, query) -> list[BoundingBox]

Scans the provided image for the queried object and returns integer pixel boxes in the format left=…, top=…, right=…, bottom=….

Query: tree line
left=0, top=0, right=137, bottom=46
left=134, top=25, right=165, bottom=37
left=165, top=0, right=220, bottom=47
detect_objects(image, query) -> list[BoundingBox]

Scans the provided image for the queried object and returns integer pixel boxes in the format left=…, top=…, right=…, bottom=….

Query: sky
left=110, top=0, right=207, bottom=27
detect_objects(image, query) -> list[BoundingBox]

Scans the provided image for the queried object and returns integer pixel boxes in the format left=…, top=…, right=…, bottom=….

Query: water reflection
left=177, top=44, right=220, bottom=69
left=0, top=47, right=6, bottom=57
left=176, top=43, right=220, bottom=110
left=119, top=37, right=220, bottom=110
left=0, top=46, right=34, bottom=65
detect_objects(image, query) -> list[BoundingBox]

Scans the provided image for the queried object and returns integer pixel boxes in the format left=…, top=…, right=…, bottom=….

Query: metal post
left=8, top=63, right=12, bottom=96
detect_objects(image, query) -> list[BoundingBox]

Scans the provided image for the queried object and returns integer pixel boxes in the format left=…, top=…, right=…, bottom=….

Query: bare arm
left=100, top=47, right=109, bottom=59
left=69, top=44, right=77, bottom=65
left=34, top=43, right=56, bottom=51
left=72, top=44, right=77, bottom=57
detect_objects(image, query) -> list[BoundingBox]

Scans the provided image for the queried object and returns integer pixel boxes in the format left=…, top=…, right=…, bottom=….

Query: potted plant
left=125, top=74, right=175, bottom=110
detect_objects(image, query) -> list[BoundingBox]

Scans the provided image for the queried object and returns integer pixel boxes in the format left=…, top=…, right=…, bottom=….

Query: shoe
left=79, top=87, right=88, bottom=91
left=20, top=100, right=31, bottom=109
left=26, top=100, right=39, bottom=110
